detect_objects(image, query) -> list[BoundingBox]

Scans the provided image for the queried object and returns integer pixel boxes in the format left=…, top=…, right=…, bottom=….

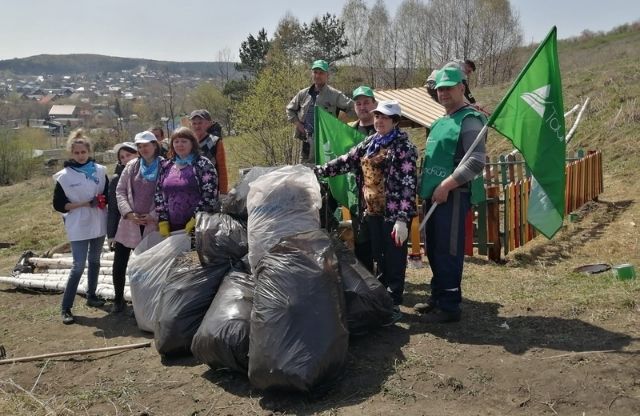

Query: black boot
left=111, top=299, right=125, bottom=314
left=61, top=309, right=75, bottom=325
left=86, top=295, right=105, bottom=308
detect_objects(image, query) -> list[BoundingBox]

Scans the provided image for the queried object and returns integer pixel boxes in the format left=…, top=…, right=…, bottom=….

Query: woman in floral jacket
left=155, top=127, right=219, bottom=236
left=315, top=100, right=417, bottom=324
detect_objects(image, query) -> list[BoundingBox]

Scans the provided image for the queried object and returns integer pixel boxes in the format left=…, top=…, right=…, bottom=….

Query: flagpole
left=419, top=124, right=488, bottom=232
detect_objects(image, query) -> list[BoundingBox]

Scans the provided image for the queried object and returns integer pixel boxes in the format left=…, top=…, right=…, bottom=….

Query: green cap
left=352, top=85, right=375, bottom=99
left=311, top=59, right=329, bottom=72
left=435, top=66, right=464, bottom=89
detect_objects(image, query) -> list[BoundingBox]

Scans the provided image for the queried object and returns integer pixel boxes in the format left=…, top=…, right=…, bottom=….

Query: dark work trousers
left=111, top=226, right=144, bottom=303
left=319, top=187, right=340, bottom=232
left=111, top=242, right=132, bottom=303
left=424, top=188, right=470, bottom=314
left=352, top=213, right=374, bottom=273
left=368, top=215, right=408, bottom=306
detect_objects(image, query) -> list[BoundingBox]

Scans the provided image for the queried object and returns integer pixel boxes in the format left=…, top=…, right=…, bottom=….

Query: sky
left=1, top=0, right=638, bottom=62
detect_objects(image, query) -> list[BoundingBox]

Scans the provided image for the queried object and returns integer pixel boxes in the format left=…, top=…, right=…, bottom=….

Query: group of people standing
left=288, top=59, right=486, bottom=325
left=52, top=110, right=224, bottom=324
left=52, top=57, right=485, bottom=328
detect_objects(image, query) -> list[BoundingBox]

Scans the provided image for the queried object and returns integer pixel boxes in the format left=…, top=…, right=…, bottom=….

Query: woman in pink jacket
left=112, top=131, right=163, bottom=313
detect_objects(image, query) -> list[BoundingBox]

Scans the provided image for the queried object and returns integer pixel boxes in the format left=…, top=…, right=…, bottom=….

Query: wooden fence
left=408, top=150, right=603, bottom=262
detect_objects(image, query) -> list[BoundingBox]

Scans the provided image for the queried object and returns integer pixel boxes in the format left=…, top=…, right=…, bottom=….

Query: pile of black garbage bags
left=128, top=165, right=394, bottom=393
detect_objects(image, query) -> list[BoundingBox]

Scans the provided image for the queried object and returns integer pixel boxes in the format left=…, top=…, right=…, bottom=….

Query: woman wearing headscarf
left=315, top=100, right=418, bottom=324
left=111, top=131, right=163, bottom=313
left=53, top=129, right=109, bottom=325
left=155, top=127, right=219, bottom=236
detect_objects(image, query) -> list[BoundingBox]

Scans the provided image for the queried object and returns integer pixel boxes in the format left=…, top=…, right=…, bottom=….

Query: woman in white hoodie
left=52, top=130, right=109, bottom=325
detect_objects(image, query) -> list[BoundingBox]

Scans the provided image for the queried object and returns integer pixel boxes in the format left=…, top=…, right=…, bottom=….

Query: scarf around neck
left=366, top=128, right=400, bottom=158
left=66, top=159, right=99, bottom=184
left=140, top=157, right=160, bottom=181
left=175, top=154, right=195, bottom=166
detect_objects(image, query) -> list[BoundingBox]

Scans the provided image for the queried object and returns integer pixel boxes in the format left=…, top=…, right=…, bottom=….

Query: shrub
left=0, top=128, right=46, bottom=185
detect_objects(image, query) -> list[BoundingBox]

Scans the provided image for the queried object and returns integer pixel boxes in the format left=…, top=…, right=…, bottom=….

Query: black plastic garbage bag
left=220, top=166, right=280, bottom=219
left=154, top=262, right=229, bottom=357
left=195, top=212, right=248, bottom=267
left=332, top=238, right=394, bottom=333
left=248, top=230, right=348, bottom=392
left=191, top=270, right=254, bottom=371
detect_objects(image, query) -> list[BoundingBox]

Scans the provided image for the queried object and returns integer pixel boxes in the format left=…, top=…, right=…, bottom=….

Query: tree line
left=237, top=0, right=522, bottom=89
left=229, top=0, right=522, bottom=167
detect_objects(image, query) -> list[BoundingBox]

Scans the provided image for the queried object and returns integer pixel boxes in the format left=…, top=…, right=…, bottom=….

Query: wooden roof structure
left=374, top=87, right=444, bottom=129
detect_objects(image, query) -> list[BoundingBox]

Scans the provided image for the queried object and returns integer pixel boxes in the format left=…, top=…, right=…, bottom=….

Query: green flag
left=314, top=106, right=365, bottom=210
left=487, top=26, right=566, bottom=239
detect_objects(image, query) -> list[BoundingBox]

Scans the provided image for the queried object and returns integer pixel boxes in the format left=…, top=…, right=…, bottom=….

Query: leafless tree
left=158, top=69, right=186, bottom=134
left=473, top=0, right=522, bottom=84
left=216, top=48, right=234, bottom=86
left=394, top=0, right=425, bottom=85
left=341, top=0, right=369, bottom=67
left=339, top=0, right=524, bottom=88
left=363, top=0, right=391, bottom=87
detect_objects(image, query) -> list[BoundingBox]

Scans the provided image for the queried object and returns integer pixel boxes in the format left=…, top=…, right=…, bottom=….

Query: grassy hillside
left=479, top=27, right=640, bottom=172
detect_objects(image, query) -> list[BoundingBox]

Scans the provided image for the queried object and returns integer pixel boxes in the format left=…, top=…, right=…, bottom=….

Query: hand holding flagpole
left=419, top=124, right=488, bottom=232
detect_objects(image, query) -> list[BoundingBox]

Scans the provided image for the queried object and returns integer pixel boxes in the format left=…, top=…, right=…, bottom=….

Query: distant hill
left=0, top=54, right=240, bottom=78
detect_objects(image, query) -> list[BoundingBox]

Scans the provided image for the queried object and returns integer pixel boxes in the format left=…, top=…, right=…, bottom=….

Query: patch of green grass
left=62, top=381, right=141, bottom=413
left=11, top=303, right=61, bottom=322
left=0, top=177, right=67, bottom=274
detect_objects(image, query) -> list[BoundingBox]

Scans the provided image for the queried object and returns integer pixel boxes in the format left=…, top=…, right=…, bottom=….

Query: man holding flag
left=417, top=26, right=565, bottom=324
left=417, top=66, right=487, bottom=324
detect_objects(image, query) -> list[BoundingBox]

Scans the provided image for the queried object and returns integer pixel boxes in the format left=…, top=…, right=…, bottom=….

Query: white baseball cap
left=113, top=141, right=137, bottom=154
left=134, top=131, right=157, bottom=144
left=371, top=100, right=402, bottom=117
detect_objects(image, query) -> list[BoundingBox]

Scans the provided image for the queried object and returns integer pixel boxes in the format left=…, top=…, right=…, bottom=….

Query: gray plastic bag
left=128, top=232, right=191, bottom=332
left=220, top=166, right=280, bottom=219
left=246, top=165, right=321, bottom=272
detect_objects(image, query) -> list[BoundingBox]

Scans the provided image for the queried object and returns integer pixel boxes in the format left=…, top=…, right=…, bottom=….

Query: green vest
left=419, top=107, right=486, bottom=204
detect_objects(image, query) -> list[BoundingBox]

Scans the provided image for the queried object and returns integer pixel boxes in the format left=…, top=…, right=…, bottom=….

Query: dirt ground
left=1, top=186, right=639, bottom=415
left=0, top=280, right=638, bottom=416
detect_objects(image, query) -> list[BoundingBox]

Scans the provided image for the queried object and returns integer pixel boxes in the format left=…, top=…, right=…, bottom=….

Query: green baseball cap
left=435, top=66, right=464, bottom=89
left=352, top=85, right=375, bottom=99
left=311, top=59, right=329, bottom=72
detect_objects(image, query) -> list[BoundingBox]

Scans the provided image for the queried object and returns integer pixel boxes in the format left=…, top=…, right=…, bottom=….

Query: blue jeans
left=61, top=236, right=105, bottom=311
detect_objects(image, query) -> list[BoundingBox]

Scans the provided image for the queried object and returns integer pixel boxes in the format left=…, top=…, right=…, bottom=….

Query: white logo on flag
left=521, top=85, right=551, bottom=117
